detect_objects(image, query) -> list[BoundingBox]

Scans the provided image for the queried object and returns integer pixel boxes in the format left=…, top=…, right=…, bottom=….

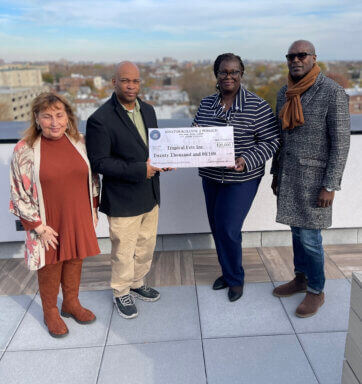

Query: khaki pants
left=108, top=205, right=159, bottom=297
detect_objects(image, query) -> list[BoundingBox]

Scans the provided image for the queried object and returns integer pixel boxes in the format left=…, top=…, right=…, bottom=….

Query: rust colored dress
left=22, top=135, right=100, bottom=264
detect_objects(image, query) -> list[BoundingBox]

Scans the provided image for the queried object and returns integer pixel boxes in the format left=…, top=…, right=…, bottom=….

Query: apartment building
left=0, top=86, right=48, bottom=121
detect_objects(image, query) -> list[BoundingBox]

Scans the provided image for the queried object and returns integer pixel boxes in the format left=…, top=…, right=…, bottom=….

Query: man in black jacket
left=86, top=61, right=162, bottom=319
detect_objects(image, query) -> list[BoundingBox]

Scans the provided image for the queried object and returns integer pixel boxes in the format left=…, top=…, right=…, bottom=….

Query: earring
left=216, top=83, right=220, bottom=91
left=36, top=123, right=41, bottom=131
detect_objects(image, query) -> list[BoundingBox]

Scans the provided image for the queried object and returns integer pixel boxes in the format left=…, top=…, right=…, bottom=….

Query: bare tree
left=181, top=66, right=216, bottom=108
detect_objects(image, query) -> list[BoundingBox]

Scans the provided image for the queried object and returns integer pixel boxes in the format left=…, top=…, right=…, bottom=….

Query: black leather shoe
left=212, top=276, right=228, bottom=290
left=228, top=285, right=244, bottom=302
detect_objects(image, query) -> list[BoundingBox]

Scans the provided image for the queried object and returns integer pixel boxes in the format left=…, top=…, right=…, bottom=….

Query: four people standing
left=272, top=40, right=350, bottom=317
left=10, top=41, right=351, bottom=338
left=193, top=53, right=280, bottom=302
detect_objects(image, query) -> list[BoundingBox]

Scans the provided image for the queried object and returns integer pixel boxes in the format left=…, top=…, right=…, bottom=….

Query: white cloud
left=0, top=0, right=361, bottom=61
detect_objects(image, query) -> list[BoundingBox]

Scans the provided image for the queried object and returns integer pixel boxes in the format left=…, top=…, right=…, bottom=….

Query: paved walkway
left=0, top=278, right=351, bottom=384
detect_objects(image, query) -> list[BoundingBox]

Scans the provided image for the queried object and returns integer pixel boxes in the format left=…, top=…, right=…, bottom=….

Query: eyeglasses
left=285, top=52, right=314, bottom=61
left=119, top=78, right=141, bottom=85
left=217, top=70, right=242, bottom=79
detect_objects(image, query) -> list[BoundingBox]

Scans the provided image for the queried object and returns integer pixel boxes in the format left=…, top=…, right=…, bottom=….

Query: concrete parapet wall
left=1, top=132, right=362, bottom=243
left=2, top=228, right=362, bottom=259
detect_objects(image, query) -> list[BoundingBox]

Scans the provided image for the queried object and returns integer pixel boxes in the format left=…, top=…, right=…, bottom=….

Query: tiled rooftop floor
left=0, top=245, right=361, bottom=383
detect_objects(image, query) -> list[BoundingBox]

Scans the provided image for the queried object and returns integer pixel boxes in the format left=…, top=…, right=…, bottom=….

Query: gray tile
left=0, top=294, right=34, bottom=349
left=279, top=279, right=351, bottom=333
left=197, top=282, right=294, bottom=338
left=348, top=309, right=362, bottom=351
left=351, top=278, right=362, bottom=319
left=98, top=340, right=206, bottom=384
left=8, top=290, right=113, bottom=351
left=203, top=335, right=318, bottom=384
left=353, top=271, right=362, bottom=287
left=97, top=236, right=163, bottom=252
left=298, top=332, right=347, bottom=384
left=242, top=231, right=262, bottom=247
left=0, top=347, right=103, bottom=384
left=107, top=286, right=200, bottom=345
left=262, top=230, right=292, bottom=246
left=163, top=233, right=215, bottom=251
left=345, top=335, right=362, bottom=382
left=0, top=242, right=24, bottom=259
left=162, top=232, right=262, bottom=250
left=342, top=360, right=360, bottom=384
left=155, top=235, right=163, bottom=251
left=322, top=228, right=358, bottom=245
left=97, top=237, right=112, bottom=254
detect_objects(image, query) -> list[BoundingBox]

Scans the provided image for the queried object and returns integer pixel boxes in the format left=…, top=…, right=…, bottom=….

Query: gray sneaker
left=130, top=286, right=160, bottom=302
left=113, top=294, right=138, bottom=319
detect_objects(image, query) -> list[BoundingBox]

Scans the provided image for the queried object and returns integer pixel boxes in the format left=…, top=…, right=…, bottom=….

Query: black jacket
left=86, top=93, right=160, bottom=217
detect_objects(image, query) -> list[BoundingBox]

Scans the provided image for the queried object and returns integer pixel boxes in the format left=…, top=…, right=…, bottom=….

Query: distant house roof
left=150, top=85, right=180, bottom=91
left=73, top=98, right=98, bottom=104
left=0, top=87, right=35, bottom=94
left=346, top=87, right=362, bottom=96
left=0, top=117, right=361, bottom=142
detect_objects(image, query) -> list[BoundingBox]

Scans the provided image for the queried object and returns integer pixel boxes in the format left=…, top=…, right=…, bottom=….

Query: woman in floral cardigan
left=10, top=92, right=100, bottom=338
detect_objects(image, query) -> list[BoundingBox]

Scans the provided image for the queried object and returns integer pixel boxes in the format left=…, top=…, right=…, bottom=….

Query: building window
left=13, top=107, right=17, bottom=111
left=12, top=98, right=15, bottom=102
left=14, top=116, right=18, bottom=120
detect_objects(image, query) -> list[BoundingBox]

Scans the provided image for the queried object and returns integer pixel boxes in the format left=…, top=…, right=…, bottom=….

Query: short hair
left=213, top=53, right=245, bottom=77
left=22, top=92, right=80, bottom=147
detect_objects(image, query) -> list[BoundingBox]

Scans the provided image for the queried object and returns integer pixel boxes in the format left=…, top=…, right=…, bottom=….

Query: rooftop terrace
left=0, top=118, right=361, bottom=383
left=0, top=244, right=361, bottom=384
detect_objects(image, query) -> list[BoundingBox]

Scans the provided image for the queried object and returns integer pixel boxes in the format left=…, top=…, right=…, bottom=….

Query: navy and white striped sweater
left=193, top=87, right=280, bottom=183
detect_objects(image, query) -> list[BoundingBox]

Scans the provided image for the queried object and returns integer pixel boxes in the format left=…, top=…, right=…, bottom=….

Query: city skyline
left=0, top=0, right=362, bottom=62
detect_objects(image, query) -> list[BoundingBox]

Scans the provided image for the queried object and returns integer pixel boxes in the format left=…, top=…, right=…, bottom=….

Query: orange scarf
left=279, top=64, right=321, bottom=130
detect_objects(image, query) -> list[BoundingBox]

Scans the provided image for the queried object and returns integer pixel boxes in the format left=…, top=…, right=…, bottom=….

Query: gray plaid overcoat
left=272, top=72, right=350, bottom=229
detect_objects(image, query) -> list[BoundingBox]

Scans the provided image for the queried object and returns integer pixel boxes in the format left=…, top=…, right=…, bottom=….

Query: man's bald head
left=288, top=40, right=316, bottom=55
left=113, top=61, right=140, bottom=80
left=112, top=61, right=141, bottom=109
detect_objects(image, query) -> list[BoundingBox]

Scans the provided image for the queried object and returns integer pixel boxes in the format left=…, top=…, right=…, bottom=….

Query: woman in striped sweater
left=193, top=53, right=280, bottom=302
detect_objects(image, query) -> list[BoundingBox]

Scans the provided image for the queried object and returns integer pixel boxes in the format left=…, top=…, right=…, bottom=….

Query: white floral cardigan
left=9, top=134, right=100, bottom=270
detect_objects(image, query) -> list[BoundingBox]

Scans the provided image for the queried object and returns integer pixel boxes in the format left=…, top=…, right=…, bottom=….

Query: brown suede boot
left=37, top=263, right=69, bottom=338
left=273, top=274, right=307, bottom=297
left=296, top=291, right=325, bottom=318
left=60, top=259, right=96, bottom=324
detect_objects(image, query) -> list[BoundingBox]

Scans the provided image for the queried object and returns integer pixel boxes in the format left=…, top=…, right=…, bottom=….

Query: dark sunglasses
left=285, top=52, right=314, bottom=61
left=217, top=70, right=242, bottom=79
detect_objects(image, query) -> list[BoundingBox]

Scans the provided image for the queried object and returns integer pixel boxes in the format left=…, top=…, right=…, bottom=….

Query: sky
left=0, top=0, right=361, bottom=63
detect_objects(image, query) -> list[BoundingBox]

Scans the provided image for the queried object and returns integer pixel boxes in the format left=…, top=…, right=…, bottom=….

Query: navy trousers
left=202, top=177, right=261, bottom=287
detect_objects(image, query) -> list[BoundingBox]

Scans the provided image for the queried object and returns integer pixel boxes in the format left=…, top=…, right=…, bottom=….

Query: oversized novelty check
left=148, top=126, right=234, bottom=168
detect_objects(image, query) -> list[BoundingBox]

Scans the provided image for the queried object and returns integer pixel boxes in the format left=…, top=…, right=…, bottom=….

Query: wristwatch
left=324, top=187, right=334, bottom=192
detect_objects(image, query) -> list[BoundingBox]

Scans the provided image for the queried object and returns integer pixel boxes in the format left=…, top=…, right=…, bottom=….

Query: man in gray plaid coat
left=271, top=40, right=350, bottom=318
